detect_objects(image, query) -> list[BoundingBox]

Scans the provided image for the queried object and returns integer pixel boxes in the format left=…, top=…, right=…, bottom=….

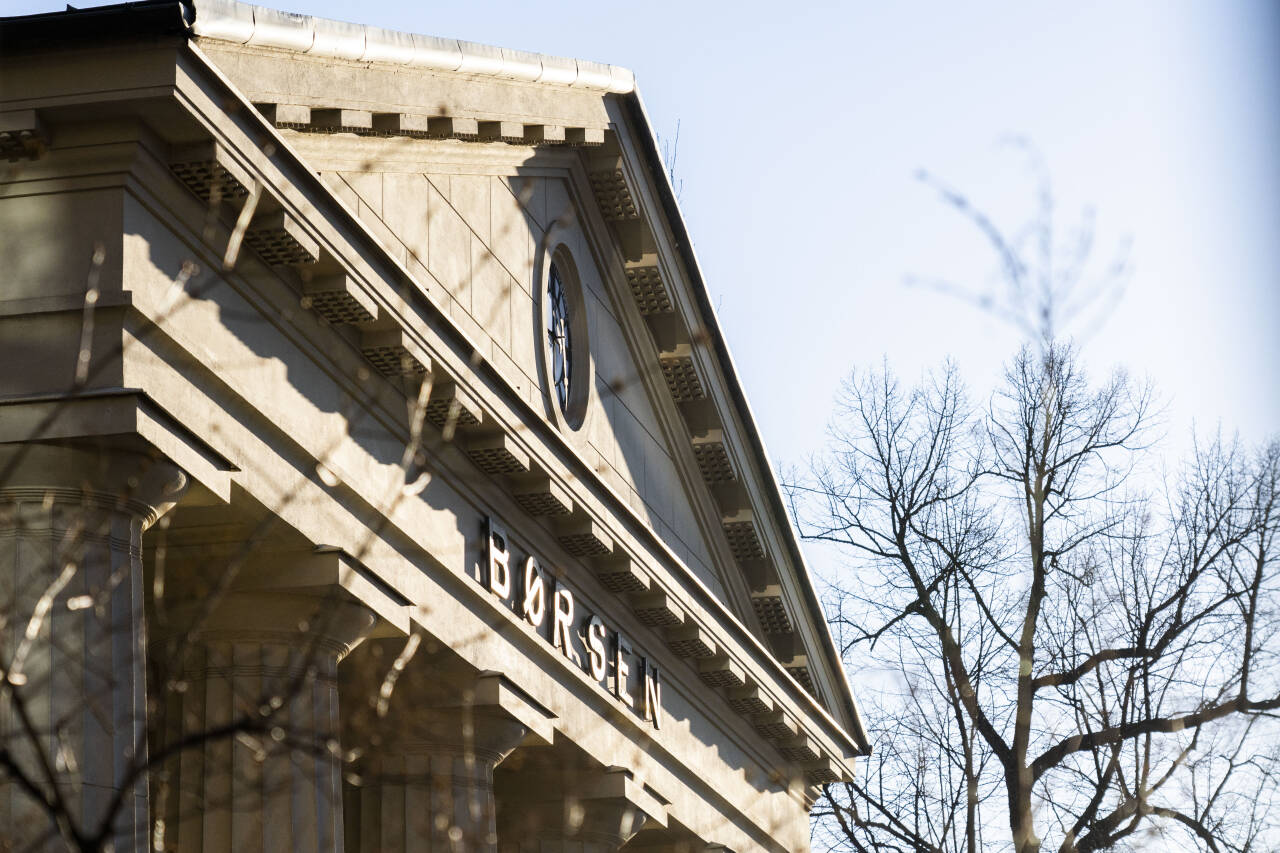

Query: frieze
left=483, top=518, right=661, bottom=730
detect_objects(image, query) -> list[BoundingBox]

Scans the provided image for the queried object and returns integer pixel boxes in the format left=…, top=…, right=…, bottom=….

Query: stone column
left=0, top=442, right=186, bottom=851
left=351, top=696, right=528, bottom=852
left=151, top=590, right=375, bottom=853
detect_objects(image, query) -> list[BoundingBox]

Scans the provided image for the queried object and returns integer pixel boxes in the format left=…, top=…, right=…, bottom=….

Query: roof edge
left=186, top=0, right=635, bottom=93
left=0, top=0, right=187, bottom=50
left=619, top=91, right=871, bottom=753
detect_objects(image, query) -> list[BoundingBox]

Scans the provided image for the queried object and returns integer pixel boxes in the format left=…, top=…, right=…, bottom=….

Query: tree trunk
left=1009, top=772, right=1041, bottom=853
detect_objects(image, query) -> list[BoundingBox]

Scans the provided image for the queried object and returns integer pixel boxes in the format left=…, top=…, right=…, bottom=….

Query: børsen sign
left=483, top=518, right=661, bottom=730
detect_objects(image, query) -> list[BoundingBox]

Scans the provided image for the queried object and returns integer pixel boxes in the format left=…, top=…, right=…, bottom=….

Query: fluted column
left=0, top=442, right=186, bottom=851
left=151, top=590, right=375, bottom=853
left=351, top=696, right=528, bottom=852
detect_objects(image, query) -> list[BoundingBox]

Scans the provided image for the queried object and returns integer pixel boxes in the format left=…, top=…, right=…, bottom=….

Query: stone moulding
left=188, top=0, right=636, bottom=92
left=0, top=109, right=48, bottom=161
left=254, top=101, right=607, bottom=147
left=169, top=140, right=252, bottom=201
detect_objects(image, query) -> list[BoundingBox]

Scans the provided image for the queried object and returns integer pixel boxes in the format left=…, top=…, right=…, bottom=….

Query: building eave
left=0, top=0, right=187, bottom=52
left=186, top=0, right=635, bottom=93
left=617, top=90, right=870, bottom=753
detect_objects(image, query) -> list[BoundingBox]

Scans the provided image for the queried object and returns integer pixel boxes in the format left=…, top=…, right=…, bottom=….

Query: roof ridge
left=186, top=0, right=635, bottom=93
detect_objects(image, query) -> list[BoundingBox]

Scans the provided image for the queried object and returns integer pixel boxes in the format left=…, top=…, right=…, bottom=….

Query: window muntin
left=546, top=261, right=572, bottom=417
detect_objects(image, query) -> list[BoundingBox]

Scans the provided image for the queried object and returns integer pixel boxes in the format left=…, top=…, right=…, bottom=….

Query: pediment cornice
left=183, top=42, right=866, bottom=771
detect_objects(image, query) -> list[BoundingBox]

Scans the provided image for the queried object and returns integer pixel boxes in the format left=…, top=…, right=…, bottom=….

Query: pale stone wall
left=315, top=158, right=724, bottom=600
left=113, top=181, right=808, bottom=850
left=0, top=186, right=127, bottom=396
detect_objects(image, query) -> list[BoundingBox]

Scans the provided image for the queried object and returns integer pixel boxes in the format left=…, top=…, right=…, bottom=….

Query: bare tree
left=794, top=155, right=1280, bottom=852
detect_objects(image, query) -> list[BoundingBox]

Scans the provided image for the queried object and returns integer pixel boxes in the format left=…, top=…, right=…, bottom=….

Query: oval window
left=546, top=261, right=572, bottom=417
left=540, top=247, right=590, bottom=430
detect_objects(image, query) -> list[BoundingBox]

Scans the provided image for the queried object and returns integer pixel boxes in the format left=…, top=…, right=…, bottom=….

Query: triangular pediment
left=190, top=29, right=865, bottom=746
left=304, top=145, right=747, bottom=611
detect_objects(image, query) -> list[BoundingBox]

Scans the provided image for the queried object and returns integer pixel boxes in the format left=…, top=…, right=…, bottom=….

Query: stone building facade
left=0, top=1, right=868, bottom=850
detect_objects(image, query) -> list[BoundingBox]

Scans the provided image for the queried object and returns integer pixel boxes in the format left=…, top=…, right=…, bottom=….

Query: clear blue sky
left=17, top=0, right=1278, bottom=458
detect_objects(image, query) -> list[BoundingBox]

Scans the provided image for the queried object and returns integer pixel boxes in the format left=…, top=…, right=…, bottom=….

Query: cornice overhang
left=0, top=0, right=187, bottom=52
left=616, top=91, right=871, bottom=753
left=186, top=0, right=635, bottom=94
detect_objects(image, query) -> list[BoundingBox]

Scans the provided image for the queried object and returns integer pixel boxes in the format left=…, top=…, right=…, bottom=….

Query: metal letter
left=614, top=633, right=634, bottom=707
left=586, top=616, right=608, bottom=682
left=643, top=660, right=662, bottom=730
left=486, top=518, right=511, bottom=599
left=552, top=583, right=577, bottom=662
left=521, top=556, right=545, bottom=629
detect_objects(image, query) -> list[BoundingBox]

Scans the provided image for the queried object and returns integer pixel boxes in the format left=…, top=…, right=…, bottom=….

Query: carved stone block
left=245, top=209, right=320, bottom=266
left=555, top=517, right=614, bottom=557
left=698, top=655, right=746, bottom=689
left=360, top=329, right=431, bottom=377
left=465, top=433, right=532, bottom=476
left=666, top=624, right=716, bottom=659
left=630, top=590, right=686, bottom=628
left=751, top=586, right=792, bottom=635
left=658, top=345, right=706, bottom=402
left=588, top=167, right=639, bottom=220
left=0, top=110, right=47, bottom=161
left=170, top=141, right=252, bottom=202
left=721, top=509, right=765, bottom=563
left=425, top=380, right=484, bottom=432
left=303, top=274, right=378, bottom=325
left=592, top=555, right=650, bottom=594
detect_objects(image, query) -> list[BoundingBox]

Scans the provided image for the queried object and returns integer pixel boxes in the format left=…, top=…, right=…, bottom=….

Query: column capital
left=342, top=643, right=553, bottom=755
left=343, top=646, right=537, bottom=853
left=154, top=589, right=377, bottom=662
left=385, top=705, right=530, bottom=765
left=504, top=799, right=650, bottom=850
left=497, top=767, right=666, bottom=852
left=0, top=441, right=187, bottom=527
